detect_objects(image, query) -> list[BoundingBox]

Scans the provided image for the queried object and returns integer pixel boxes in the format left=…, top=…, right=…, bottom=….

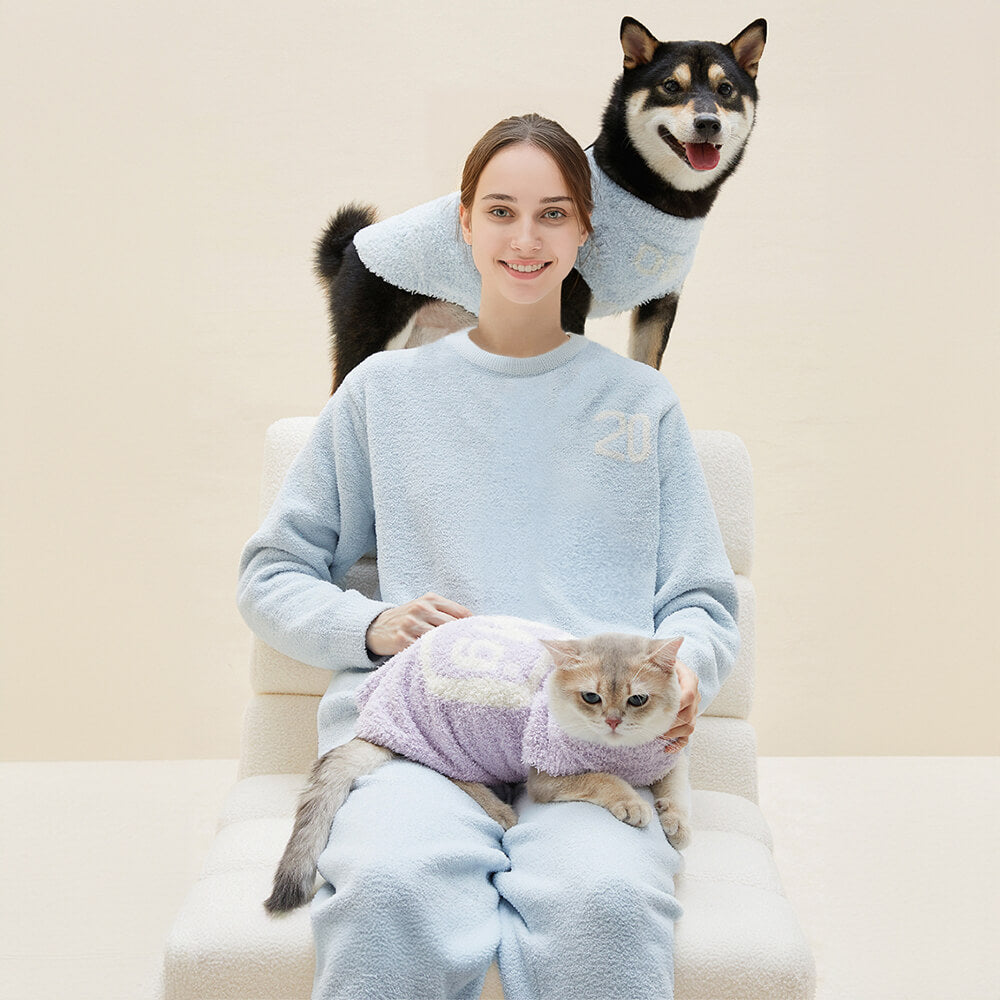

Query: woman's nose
left=511, top=223, right=541, bottom=253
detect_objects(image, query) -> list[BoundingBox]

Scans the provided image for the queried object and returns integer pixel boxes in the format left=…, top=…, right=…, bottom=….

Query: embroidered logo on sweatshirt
left=593, top=410, right=652, bottom=463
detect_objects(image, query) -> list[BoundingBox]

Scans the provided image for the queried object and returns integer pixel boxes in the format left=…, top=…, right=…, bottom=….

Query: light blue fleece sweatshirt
left=237, top=330, right=739, bottom=733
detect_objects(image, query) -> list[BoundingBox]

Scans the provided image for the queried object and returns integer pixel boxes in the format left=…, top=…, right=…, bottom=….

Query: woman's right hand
left=365, top=592, right=473, bottom=657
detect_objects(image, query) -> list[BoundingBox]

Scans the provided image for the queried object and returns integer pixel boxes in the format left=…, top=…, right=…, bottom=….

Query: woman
left=238, top=114, right=739, bottom=1000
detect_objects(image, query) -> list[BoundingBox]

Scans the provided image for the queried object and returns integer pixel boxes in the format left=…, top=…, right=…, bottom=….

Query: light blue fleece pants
left=311, top=757, right=683, bottom=1000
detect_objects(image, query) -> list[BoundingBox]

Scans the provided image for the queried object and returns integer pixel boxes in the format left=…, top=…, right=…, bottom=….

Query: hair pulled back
left=460, top=113, right=594, bottom=237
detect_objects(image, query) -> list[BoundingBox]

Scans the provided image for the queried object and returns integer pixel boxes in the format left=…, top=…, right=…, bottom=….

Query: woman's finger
left=366, top=594, right=474, bottom=656
left=422, top=593, right=474, bottom=619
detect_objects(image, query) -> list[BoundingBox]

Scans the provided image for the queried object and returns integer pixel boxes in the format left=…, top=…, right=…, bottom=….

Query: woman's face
left=460, top=142, right=588, bottom=309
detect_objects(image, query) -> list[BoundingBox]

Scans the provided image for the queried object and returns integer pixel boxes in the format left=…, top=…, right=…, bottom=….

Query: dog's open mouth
left=658, top=126, right=722, bottom=171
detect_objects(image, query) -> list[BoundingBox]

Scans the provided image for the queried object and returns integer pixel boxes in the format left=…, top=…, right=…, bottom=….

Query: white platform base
left=1, top=757, right=996, bottom=1000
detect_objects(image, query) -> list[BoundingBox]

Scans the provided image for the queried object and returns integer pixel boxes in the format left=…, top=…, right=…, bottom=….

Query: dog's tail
left=314, top=203, right=378, bottom=287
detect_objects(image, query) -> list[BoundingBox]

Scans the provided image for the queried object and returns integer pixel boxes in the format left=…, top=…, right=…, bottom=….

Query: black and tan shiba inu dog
left=317, top=16, right=766, bottom=393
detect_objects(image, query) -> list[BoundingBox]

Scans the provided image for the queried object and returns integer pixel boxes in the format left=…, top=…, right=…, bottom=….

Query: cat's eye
left=580, top=692, right=602, bottom=705
left=627, top=694, right=649, bottom=707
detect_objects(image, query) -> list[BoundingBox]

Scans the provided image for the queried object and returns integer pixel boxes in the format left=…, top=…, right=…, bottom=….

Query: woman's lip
left=500, top=260, right=551, bottom=278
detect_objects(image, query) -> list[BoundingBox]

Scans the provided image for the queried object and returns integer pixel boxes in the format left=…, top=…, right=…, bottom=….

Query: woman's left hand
left=660, top=660, right=699, bottom=750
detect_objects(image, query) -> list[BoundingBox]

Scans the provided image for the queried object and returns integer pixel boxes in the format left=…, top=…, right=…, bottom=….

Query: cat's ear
left=540, top=638, right=584, bottom=669
left=648, top=636, right=684, bottom=673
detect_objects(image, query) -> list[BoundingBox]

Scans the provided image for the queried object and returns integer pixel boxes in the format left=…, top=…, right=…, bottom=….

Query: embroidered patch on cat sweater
left=352, top=149, right=705, bottom=319
left=354, top=615, right=680, bottom=786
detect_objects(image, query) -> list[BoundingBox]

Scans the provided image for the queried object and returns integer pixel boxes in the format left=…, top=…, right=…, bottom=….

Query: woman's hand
left=660, top=660, right=700, bottom=750
left=366, top=593, right=473, bottom=657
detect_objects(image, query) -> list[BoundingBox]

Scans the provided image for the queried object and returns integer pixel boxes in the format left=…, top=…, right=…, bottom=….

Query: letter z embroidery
left=594, top=410, right=652, bottom=463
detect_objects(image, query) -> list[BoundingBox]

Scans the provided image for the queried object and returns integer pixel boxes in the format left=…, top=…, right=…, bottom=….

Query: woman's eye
left=662, top=80, right=681, bottom=94
left=489, top=207, right=511, bottom=218
left=543, top=209, right=566, bottom=220
left=718, top=82, right=733, bottom=97
left=581, top=692, right=602, bottom=705
left=627, top=694, right=649, bottom=707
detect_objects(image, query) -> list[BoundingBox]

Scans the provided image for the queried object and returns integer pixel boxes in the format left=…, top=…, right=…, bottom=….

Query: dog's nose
left=693, top=114, right=722, bottom=137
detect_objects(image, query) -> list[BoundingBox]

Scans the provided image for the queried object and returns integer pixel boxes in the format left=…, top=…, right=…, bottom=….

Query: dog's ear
left=620, top=16, right=659, bottom=70
left=728, top=19, right=767, bottom=79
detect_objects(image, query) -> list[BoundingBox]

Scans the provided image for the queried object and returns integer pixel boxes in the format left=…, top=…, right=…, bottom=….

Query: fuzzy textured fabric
left=352, top=149, right=705, bottom=318
left=237, top=330, right=739, bottom=756
left=161, top=415, right=817, bottom=1000
left=354, top=614, right=680, bottom=785
left=245, top=420, right=756, bottom=714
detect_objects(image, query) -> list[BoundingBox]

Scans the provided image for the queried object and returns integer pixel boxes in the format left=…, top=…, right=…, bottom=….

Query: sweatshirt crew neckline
left=449, top=328, right=589, bottom=376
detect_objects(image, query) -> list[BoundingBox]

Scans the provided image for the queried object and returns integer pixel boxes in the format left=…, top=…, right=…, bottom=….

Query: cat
left=264, top=614, right=692, bottom=914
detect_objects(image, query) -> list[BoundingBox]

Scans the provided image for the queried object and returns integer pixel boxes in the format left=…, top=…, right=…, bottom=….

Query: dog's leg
left=325, top=244, right=432, bottom=394
left=560, top=269, right=592, bottom=335
left=629, top=294, right=679, bottom=370
left=402, top=301, right=477, bottom=350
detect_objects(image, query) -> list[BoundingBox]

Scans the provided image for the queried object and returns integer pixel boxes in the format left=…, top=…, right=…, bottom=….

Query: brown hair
left=459, top=114, right=594, bottom=237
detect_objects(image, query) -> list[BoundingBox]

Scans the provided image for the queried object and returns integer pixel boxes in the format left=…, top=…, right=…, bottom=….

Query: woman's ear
left=459, top=203, right=472, bottom=245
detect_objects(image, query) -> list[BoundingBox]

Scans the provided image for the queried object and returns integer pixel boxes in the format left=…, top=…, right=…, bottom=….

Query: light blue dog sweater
left=353, top=148, right=705, bottom=318
left=237, top=329, right=739, bottom=758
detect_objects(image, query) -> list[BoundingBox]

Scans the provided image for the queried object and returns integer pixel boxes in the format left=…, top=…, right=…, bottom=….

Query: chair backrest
left=240, top=418, right=759, bottom=800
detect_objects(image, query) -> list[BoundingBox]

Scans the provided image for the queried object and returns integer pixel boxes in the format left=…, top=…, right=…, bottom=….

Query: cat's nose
left=606, top=717, right=621, bottom=731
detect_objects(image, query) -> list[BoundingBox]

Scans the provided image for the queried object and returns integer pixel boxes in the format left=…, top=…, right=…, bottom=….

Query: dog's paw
left=656, top=805, right=692, bottom=849
left=608, top=796, right=653, bottom=828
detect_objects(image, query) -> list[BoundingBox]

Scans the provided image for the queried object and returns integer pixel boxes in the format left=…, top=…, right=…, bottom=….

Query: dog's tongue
left=685, top=143, right=721, bottom=171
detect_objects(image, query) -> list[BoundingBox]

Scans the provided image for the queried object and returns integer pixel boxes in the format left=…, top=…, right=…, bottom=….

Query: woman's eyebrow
left=478, top=194, right=572, bottom=203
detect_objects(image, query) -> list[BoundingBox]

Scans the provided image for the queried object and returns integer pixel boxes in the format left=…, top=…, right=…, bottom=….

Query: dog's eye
left=661, top=79, right=681, bottom=94
left=580, top=692, right=602, bottom=705
left=718, top=82, right=734, bottom=97
left=627, top=694, right=649, bottom=707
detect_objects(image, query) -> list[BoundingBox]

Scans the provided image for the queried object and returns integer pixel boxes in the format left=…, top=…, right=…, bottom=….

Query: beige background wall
left=1, top=0, right=997, bottom=760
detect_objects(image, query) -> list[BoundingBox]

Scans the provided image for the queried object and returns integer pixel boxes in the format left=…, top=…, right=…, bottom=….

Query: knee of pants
left=562, top=865, right=683, bottom=933
left=500, top=798, right=683, bottom=932
left=315, top=761, right=509, bottom=927
left=321, top=833, right=502, bottom=916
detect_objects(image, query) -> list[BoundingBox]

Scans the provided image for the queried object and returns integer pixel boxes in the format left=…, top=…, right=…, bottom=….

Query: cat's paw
left=608, top=796, right=653, bottom=828
left=656, top=804, right=692, bottom=849
left=490, top=801, right=518, bottom=831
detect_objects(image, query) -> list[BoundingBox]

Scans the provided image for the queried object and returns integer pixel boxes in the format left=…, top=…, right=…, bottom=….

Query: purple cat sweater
left=354, top=615, right=680, bottom=786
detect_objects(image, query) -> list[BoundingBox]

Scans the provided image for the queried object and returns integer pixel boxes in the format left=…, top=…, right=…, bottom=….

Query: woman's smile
left=460, top=142, right=587, bottom=311
left=500, top=259, right=552, bottom=279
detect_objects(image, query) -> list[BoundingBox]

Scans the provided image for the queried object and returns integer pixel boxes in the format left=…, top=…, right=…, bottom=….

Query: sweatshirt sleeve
left=653, top=402, right=740, bottom=712
left=236, top=386, right=394, bottom=671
